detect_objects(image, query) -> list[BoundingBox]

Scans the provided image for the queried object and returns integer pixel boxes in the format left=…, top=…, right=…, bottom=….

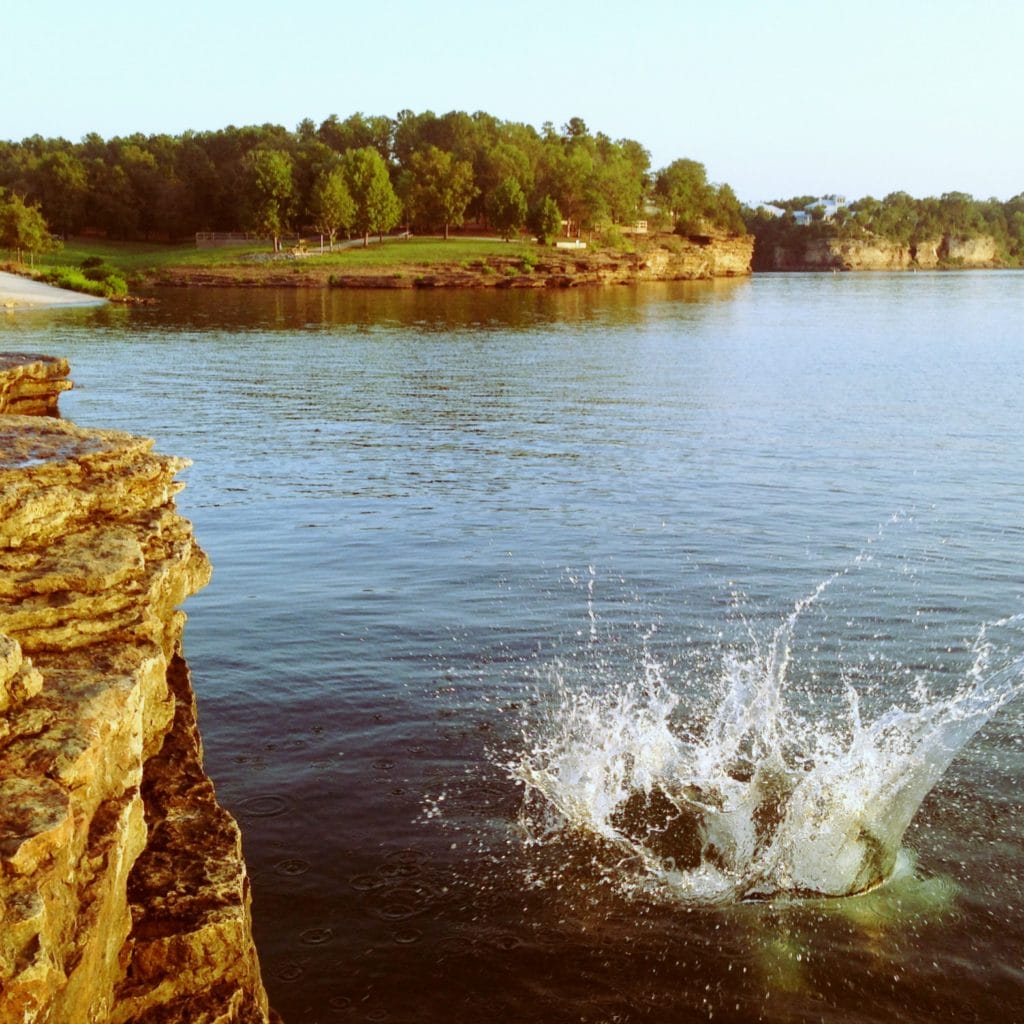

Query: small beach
left=0, top=271, right=106, bottom=309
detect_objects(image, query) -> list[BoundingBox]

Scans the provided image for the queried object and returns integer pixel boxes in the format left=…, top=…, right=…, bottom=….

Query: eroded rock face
left=0, top=353, right=72, bottom=417
left=767, top=233, right=1001, bottom=271
left=0, top=355, right=277, bottom=1023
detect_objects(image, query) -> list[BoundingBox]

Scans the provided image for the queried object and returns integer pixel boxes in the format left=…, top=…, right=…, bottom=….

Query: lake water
left=3, top=273, right=1023, bottom=1023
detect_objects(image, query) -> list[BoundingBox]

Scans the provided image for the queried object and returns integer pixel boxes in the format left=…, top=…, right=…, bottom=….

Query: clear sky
left=3, top=0, right=1021, bottom=204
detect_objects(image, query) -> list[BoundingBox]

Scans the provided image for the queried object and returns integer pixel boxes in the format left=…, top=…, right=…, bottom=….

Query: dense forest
left=744, top=191, right=1024, bottom=268
left=0, top=110, right=745, bottom=251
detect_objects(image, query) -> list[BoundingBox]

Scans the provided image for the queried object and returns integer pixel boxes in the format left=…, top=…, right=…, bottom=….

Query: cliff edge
left=767, top=232, right=1001, bottom=271
left=0, top=354, right=278, bottom=1023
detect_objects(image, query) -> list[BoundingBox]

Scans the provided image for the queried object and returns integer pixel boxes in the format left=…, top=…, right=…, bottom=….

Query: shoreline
left=4, top=233, right=755, bottom=299
left=0, top=270, right=107, bottom=309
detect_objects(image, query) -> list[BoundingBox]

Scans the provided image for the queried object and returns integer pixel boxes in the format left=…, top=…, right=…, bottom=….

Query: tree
left=655, top=158, right=712, bottom=233
left=310, top=166, right=355, bottom=250
left=527, top=196, right=562, bottom=244
left=30, top=150, right=88, bottom=237
left=406, top=146, right=478, bottom=239
left=0, top=191, right=56, bottom=264
left=319, top=112, right=393, bottom=163
left=488, top=177, right=527, bottom=240
left=241, top=148, right=295, bottom=252
left=342, top=147, right=400, bottom=246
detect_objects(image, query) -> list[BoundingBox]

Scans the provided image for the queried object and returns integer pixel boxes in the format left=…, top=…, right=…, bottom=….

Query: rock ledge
left=0, top=353, right=278, bottom=1023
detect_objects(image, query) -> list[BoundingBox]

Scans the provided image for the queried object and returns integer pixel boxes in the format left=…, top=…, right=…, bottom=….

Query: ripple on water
left=274, top=857, right=311, bottom=877
left=370, top=881, right=441, bottom=921
left=300, top=926, right=334, bottom=946
left=272, top=959, right=306, bottom=983
left=350, top=873, right=386, bottom=892
left=238, top=793, right=292, bottom=818
left=379, top=848, right=427, bottom=879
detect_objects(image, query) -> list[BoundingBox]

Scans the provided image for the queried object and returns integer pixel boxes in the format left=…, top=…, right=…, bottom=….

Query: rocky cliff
left=0, top=354, right=277, bottom=1023
left=768, top=232, right=1001, bottom=271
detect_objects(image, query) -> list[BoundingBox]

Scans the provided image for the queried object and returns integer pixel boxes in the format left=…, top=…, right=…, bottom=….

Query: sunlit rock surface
left=769, top=233, right=1002, bottom=271
left=0, top=353, right=277, bottom=1023
left=0, top=353, right=73, bottom=417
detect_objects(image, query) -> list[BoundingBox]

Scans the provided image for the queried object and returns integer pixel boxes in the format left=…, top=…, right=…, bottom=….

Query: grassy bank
left=9, top=231, right=743, bottom=294
left=30, top=236, right=540, bottom=280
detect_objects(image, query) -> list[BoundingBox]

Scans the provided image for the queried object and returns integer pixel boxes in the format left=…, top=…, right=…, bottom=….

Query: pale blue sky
left=3, top=0, right=1021, bottom=203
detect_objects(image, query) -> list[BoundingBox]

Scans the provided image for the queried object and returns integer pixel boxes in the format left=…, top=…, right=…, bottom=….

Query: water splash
left=509, top=581, right=1024, bottom=904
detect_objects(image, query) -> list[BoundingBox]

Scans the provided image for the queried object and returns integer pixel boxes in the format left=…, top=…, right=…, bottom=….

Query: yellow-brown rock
left=768, top=232, right=1002, bottom=271
left=0, top=353, right=72, bottom=417
left=0, top=354, right=277, bottom=1023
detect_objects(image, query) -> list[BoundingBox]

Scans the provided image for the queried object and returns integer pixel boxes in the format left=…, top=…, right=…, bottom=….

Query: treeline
left=744, top=191, right=1024, bottom=268
left=0, top=110, right=745, bottom=250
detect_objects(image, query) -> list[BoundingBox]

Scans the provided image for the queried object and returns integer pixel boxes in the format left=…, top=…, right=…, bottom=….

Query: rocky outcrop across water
left=768, top=233, right=1001, bottom=271
left=0, top=354, right=277, bottom=1023
left=149, top=233, right=753, bottom=290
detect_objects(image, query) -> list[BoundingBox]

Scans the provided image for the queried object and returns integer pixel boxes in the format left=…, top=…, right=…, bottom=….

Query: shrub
left=102, top=273, right=128, bottom=297
left=82, top=262, right=118, bottom=282
left=600, top=226, right=627, bottom=249
left=37, top=265, right=128, bottom=298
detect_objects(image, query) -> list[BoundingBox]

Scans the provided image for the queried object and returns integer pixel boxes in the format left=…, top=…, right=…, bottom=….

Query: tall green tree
left=30, top=150, right=88, bottom=237
left=528, top=196, right=562, bottom=244
left=488, top=177, right=527, bottom=240
left=241, top=148, right=295, bottom=251
left=405, top=146, right=477, bottom=239
left=0, top=191, right=56, bottom=263
left=654, top=158, right=712, bottom=233
left=342, top=147, right=400, bottom=246
left=310, top=166, right=355, bottom=250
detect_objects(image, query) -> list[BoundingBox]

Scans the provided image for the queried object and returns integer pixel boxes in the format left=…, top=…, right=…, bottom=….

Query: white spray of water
left=510, top=577, right=1024, bottom=904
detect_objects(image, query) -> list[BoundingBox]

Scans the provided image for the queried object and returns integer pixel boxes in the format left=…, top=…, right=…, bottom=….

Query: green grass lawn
left=35, top=236, right=543, bottom=277
left=314, top=237, right=537, bottom=268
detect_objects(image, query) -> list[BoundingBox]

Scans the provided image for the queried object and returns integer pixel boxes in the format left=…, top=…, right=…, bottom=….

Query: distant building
left=755, top=196, right=847, bottom=224
left=810, top=195, right=847, bottom=220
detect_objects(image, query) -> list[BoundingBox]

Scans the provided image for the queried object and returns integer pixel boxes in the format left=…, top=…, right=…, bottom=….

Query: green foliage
left=527, top=196, right=562, bottom=244
left=488, top=177, right=527, bottom=240
left=655, top=159, right=743, bottom=236
left=405, top=146, right=478, bottom=238
left=36, top=265, right=127, bottom=298
left=0, top=110, right=738, bottom=252
left=342, top=147, right=400, bottom=245
left=310, top=166, right=355, bottom=249
left=241, top=148, right=295, bottom=251
left=745, top=188, right=1024, bottom=268
left=80, top=260, right=119, bottom=282
left=0, top=191, right=56, bottom=262
left=598, top=225, right=628, bottom=249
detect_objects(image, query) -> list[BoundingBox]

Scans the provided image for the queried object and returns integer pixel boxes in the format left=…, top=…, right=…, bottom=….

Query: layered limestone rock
left=0, top=353, right=72, bottom=416
left=768, top=232, right=1001, bottom=271
left=0, top=354, right=277, bottom=1023
left=633, top=234, right=754, bottom=281
left=941, top=234, right=998, bottom=264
